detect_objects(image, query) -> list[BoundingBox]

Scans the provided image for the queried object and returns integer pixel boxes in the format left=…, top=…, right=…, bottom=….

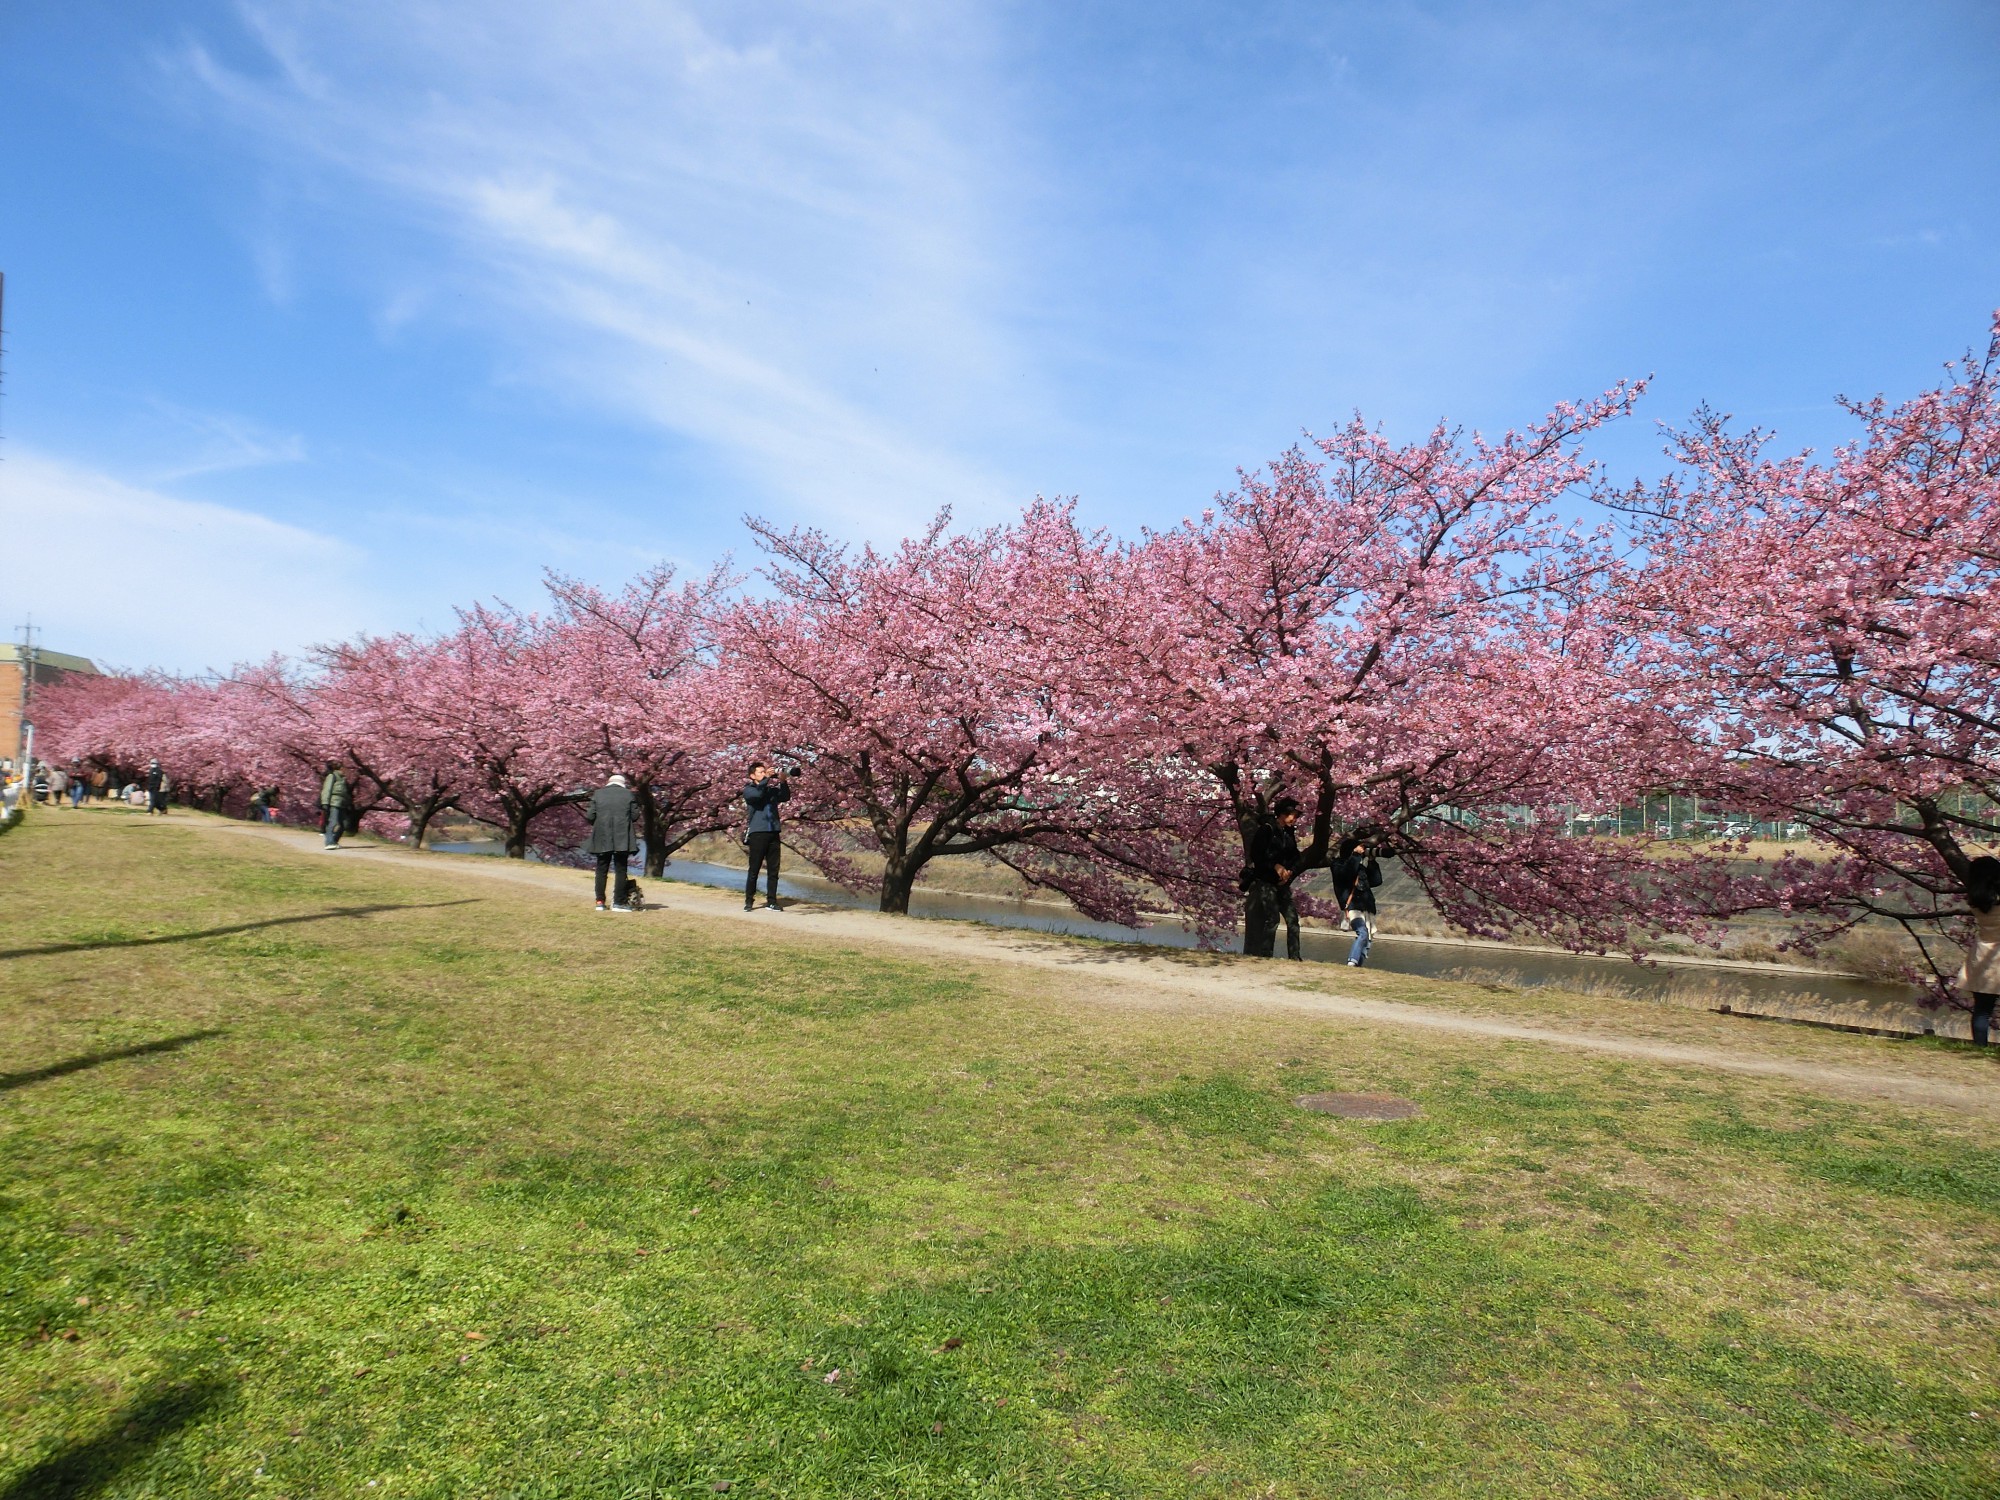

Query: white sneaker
left=611, top=905, right=634, bottom=913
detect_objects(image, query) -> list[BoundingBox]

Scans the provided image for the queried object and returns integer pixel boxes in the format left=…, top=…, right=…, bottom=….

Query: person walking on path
left=584, top=773, right=641, bottom=912
left=68, top=761, right=86, bottom=808
left=317, top=762, right=351, bottom=850
left=145, top=759, right=170, bottom=816
left=44, top=765, right=68, bottom=808
left=1958, top=855, right=2000, bottom=1046
left=1329, top=835, right=1385, bottom=967
left=742, top=761, right=792, bottom=911
left=1243, top=798, right=1307, bottom=959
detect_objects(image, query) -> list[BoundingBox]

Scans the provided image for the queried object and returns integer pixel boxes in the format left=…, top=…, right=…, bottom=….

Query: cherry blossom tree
left=1611, top=314, right=2000, bottom=981
left=537, top=565, right=742, bottom=876
left=291, top=639, right=465, bottom=845
left=717, top=502, right=1169, bottom=915
left=1061, top=386, right=1743, bottom=949
left=393, top=606, right=576, bottom=858
left=37, top=669, right=253, bottom=811
left=34, top=671, right=182, bottom=792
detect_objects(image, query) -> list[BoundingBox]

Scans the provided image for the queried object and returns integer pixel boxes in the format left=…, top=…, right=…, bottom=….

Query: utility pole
left=15, top=617, right=36, bottom=772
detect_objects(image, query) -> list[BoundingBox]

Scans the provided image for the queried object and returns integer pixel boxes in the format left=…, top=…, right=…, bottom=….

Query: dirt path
left=219, top=821, right=2000, bottom=1119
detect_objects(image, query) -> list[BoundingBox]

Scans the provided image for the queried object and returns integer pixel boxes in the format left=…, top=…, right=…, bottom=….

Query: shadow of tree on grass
left=0, top=900, right=478, bottom=961
left=0, top=1376, right=231, bottom=1500
left=0, top=1030, right=227, bottom=1094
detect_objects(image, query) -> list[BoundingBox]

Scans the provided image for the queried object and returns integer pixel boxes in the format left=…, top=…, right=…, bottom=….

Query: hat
left=607, top=774, right=628, bottom=788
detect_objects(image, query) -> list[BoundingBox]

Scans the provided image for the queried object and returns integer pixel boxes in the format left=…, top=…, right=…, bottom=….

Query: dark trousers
left=745, top=831, right=780, bottom=906
left=1974, top=993, right=1996, bottom=1046
left=322, top=807, right=344, bottom=846
left=1244, top=881, right=1300, bottom=959
left=595, top=851, right=631, bottom=906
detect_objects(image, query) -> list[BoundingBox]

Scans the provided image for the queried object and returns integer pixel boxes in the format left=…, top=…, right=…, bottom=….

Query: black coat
left=583, top=783, right=639, bottom=854
left=1329, top=853, right=1384, bottom=913
left=1246, top=818, right=1304, bottom=885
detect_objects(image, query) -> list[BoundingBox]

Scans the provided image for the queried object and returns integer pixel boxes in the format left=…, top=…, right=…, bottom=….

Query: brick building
left=2, top=643, right=101, bottom=769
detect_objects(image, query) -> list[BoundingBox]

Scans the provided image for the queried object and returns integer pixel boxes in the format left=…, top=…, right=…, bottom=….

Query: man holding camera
left=742, top=761, right=793, bottom=911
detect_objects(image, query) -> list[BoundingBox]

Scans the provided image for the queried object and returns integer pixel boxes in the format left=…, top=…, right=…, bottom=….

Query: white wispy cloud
left=142, top=400, right=308, bottom=483
left=170, top=0, right=1039, bottom=533
left=0, top=447, right=380, bottom=673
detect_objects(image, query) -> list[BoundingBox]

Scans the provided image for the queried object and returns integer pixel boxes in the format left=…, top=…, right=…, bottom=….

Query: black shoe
left=744, top=903, right=755, bottom=912
left=765, top=902, right=783, bottom=911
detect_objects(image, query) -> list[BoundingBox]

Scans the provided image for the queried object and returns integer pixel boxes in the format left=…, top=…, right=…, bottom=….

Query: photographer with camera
left=742, top=760, right=793, bottom=911
left=1329, top=834, right=1385, bottom=966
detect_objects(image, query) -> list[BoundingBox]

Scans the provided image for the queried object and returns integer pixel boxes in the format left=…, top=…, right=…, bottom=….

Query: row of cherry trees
left=37, top=319, right=2000, bottom=977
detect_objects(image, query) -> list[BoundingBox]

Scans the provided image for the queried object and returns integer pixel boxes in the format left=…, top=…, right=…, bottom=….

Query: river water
left=429, top=839, right=1925, bottom=1020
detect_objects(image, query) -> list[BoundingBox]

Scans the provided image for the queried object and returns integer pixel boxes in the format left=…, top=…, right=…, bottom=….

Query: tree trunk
left=408, top=796, right=444, bottom=850
left=879, top=859, right=919, bottom=914
left=504, top=808, right=532, bottom=859
left=636, top=784, right=668, bottom=877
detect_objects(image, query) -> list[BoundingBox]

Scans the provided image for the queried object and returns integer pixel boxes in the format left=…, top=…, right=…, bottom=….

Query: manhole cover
left=1294, top=1092, right=1420, bottom=1121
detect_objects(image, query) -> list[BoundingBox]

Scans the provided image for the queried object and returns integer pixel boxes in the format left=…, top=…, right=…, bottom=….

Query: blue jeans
left=323, top=808, right=345, bottom=847
left=1346, top=912, right=1373, bottom=967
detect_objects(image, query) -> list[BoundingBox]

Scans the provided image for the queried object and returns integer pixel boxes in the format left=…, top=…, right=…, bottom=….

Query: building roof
left=0, top=644, right=102, bottom=675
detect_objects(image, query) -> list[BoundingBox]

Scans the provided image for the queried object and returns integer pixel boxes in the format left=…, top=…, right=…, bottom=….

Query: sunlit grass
left=2, top=814, right=1996, bottom=1497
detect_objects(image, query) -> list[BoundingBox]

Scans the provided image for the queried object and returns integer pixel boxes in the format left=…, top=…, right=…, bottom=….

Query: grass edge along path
left=2, top=810, right=1998, bottom=1497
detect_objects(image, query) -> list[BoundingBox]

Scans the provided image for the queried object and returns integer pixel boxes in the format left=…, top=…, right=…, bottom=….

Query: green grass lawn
left=3, top=812, right=1998, bottom=1498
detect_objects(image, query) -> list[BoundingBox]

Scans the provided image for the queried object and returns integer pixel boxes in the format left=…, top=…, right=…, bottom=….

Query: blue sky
left=2, top=0, right=1996, bottom=673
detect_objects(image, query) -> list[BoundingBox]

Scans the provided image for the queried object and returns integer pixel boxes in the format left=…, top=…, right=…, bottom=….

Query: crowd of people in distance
left=0, top=755, right=175, bottom=818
